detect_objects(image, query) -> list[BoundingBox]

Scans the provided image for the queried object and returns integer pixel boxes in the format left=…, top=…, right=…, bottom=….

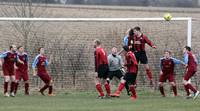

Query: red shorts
left=38, top=73, right=52, bottom=84
left=15, top=70, right=29, bottom=81
left=184, top=69, right=196, bottom=81
left=159, top=73, right=175, bottom=82
left=3, top=68, right=15, bottom=76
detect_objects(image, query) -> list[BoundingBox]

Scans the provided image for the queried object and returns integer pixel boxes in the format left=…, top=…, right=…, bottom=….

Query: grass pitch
left=0, top=90, right=199, bottom=111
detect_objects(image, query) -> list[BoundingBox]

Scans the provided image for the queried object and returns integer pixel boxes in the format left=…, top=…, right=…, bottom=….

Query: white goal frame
left=0, top=17, right=192, bottom=47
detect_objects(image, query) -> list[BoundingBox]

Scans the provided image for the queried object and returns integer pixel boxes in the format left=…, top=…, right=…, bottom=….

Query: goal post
left=0, top=17, right=192, bottom=46
left=0, top=17, right=193, bottom=89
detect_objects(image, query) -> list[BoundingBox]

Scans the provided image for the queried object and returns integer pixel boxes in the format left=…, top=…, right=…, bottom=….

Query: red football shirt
left=128, top=34, right=154, bottom=52
left=1, top=51, right=17, bottom=70
left=16, top=52, right=28, bottom=72
left=161, top=58, right=175, bottom=74
left=32, top=54, right=48, bottom=74
left=187, top=52, right=197, bottom=71
left=125, top=51, right=138, bottom=73
left=94, top=47, right=108, bottom=72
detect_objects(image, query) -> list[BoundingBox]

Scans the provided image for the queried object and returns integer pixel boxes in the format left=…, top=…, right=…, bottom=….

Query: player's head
left=123, top=45, right=129, bottom=54
left=10, top=45, right=17, bottom=52
left=38, top=47, right=45, bottom=54
left=94, top=39, right=101, bottom=48
left=128, top=28, right=134, bottom=37
left=133, top=26, right=141, bottom=35
left=164, top=50, right=171, bottom=58
left=17, top=46, right=24, bottom=53
left=111, top=47, right=118, bottom=55
left=183, top=46, right=191, bottom=53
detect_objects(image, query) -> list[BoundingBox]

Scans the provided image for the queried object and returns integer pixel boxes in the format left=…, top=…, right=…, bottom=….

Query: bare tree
left=0, top=0, right=50, bottom=50
left=64, top=37, right=91, bottom=87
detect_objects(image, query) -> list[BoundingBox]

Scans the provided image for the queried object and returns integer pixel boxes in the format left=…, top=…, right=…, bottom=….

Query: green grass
left=0, top=90, right=200, bottom=111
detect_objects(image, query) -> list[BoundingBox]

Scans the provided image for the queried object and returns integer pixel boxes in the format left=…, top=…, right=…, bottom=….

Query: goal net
left=0, top=17, right=195, bottom=92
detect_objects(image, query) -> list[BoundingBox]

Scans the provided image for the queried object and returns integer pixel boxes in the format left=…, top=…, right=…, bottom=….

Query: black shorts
left=123, top=73, right=137, bottom=85
left=108, top=70, right=123, bottom=80
left=97, top=64, right=109, bottom=79
left=134, top=51, right=148, bottom=64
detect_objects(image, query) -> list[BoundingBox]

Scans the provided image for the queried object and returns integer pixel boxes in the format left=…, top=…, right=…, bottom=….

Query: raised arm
left=144, top=35, right=156, bottom=48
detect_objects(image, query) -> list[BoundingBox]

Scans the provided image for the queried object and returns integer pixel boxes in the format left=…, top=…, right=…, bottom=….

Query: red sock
left=146, top=69, right=153, bottom=81
left=40, top=84, right=49, bottom=92
left=48, top=85, right=53, bottom=94
left=4, top=82, right=8, bottom=94
left=159, top=86, right=165, bottom=96
left=184, top=85, right=190, bottom=96
left=187, top=84, right=197, bottom=93
left=10, top=82, right=15, bottom=93
left=129, top=85, right=137, bottom=98
left=14, top=82, right=19, bottom=94
left=25, top=83, right=29, bottom=94
left=96, top=84, right=104, bottom=97
left=104, top=83, right=111, bottom=95
left=116, top=83, right=125, bottom=94
left=172, top=86, right=177, bottom=96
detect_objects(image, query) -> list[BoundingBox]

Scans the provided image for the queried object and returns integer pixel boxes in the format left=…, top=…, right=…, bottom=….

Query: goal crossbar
left=0, top=17, right=192, bottom=47
left=0, top=17, right=192, bottom=22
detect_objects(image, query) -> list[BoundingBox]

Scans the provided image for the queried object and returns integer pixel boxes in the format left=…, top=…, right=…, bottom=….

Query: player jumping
left=124, top=27, right=156, bottom=86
